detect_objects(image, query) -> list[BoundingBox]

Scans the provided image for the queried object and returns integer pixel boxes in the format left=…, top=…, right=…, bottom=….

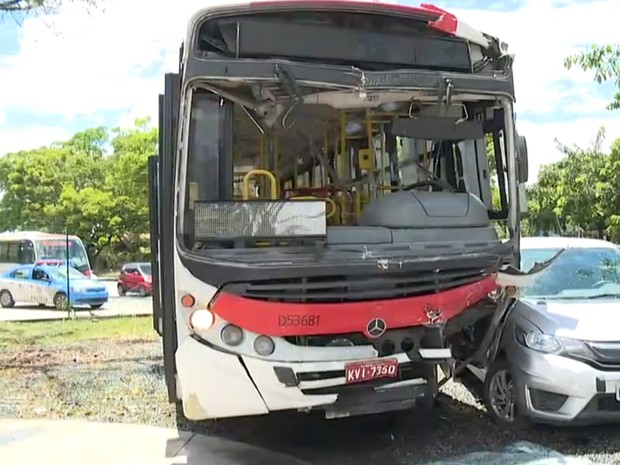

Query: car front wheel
left=53, top=292, right=69, bottom=310
left=117, top=284, right=126, bottom=297
left=0, top=290, right=15, bottom=308
left=483, top=357, right=525, bottom=428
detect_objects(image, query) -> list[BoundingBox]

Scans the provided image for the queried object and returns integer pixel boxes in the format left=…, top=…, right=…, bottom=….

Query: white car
left=483, top=236, right=620, bottom=425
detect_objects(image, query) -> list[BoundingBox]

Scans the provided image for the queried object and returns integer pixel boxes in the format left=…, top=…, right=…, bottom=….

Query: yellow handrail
left=242, top=169, right=278, bottom=200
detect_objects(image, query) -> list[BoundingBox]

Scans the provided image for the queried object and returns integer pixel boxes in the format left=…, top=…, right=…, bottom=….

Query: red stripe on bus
left=210, top=275, right=498, bottom=337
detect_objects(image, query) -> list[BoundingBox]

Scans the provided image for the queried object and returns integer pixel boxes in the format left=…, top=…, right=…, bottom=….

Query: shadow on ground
left=177, top=392, right=620, bottom=465
left=2, top=339, right=619, bottom=465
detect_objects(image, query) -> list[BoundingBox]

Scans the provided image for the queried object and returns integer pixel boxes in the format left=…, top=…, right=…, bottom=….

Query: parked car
left=0, top=264, right=109, bottom=309
left=482, top=236, right=620, bottom=425
left=117, top=262, right=152, bottom=297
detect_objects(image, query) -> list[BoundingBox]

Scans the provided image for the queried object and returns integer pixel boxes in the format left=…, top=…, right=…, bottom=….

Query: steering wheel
left=593, top=280, right=615, bottom=289
left=401, top=179, right=454, bottom=192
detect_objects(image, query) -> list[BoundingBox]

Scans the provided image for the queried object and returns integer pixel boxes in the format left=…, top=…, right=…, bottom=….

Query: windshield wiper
left=581, top=293, right=620, bottom=300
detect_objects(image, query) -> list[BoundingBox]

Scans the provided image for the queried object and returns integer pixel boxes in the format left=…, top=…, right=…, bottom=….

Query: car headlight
left=71, top=286, right=85, bottom=293
left=524, top=332, right=562, bottom=353
left=515, top=326, right=588, bottom=356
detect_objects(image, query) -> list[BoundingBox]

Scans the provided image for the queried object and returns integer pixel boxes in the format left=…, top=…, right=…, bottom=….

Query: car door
left=32, top=268, right=55, bottom=305
left=5, top=268, right=30, bottom=302
left=125, top=266, right=139, bottom=292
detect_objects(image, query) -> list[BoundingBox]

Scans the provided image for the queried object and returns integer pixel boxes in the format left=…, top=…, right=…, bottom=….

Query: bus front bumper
left=175, top=336, right=438, bottom=420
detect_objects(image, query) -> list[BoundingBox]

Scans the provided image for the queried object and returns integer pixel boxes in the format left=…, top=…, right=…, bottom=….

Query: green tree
left=43, top=185, right=121, bottom=262
left=0, top=127, right=109, bottom=231
left=525, top=128, right=620, bottom=239
left=565, top=44, right=620, bottom=110
left=0, top=118, right=156, bottom=270
left=106, top=117, right=157, bottom=224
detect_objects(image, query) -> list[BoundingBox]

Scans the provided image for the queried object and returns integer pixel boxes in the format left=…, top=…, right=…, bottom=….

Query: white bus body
left=0, top=231, right=94, bottom=278
left=150, top=1, right=530, bottom=422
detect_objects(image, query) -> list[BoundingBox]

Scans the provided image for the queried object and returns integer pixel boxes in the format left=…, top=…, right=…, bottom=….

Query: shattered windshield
left=181, top=90, right=504, bottom=251
left=521, top=247, right=620, bottom=299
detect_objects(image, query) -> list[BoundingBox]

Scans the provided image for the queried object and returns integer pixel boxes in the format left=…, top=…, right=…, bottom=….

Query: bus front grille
left=223, top=268, right=490, bottom=303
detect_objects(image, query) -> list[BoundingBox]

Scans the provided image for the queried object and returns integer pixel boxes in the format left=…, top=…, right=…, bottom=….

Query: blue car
left=0, top=264, right=109, bottom=309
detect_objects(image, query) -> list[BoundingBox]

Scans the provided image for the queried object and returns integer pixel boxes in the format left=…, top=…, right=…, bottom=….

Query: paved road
left=0, top=281, right=152, bottom=321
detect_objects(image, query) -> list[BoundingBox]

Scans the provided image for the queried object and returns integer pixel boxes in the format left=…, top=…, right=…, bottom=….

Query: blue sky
left=0, top=0, right=619, bottom=181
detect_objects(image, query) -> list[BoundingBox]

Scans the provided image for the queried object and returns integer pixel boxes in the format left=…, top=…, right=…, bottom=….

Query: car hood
left=521, top=298, right=620, bottom=342
left=70, top=279, right=107, bottom=290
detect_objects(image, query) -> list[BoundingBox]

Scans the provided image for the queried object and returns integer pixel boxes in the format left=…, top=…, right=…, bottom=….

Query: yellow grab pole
left=242, top=170, right=278, bottom=200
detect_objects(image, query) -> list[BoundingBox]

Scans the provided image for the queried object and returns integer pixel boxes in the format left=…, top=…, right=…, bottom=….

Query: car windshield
left=138, top=263, right=152, bottom=275
left=521, top=246, right=620, bottom=299
left=48, top=267, right=89, bottom=281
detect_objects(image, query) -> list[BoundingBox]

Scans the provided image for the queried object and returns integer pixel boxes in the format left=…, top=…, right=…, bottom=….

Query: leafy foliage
left=0, top=118, right=156, bottom=270
left=565, top=44, right=620, bottom=110
left=526, top=128, right=620, bottom=240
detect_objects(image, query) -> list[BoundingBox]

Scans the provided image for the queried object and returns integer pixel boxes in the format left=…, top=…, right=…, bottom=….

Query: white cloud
left=519, top=118, right=620, bottom=182
left=446, top=0, right=620, bottom=180
left=0, top=126, right=71, bottom=156
left=0, top=0, right=618, bottom=180
left=0, top=0, right=203, bottom=121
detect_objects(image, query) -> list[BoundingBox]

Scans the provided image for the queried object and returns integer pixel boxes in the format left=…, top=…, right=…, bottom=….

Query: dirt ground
left=1, top=338, right=619, bottom=465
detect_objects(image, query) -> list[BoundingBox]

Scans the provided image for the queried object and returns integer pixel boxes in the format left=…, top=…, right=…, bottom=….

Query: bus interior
left=183, top=85, right=516, bottom=254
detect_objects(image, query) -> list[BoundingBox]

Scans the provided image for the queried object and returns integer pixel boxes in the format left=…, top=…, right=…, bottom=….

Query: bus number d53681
left=278, top=315, right=321, bottom=327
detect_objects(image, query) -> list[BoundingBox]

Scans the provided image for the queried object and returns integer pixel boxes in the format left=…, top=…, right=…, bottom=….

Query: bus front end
left=150, top=1, right=529, bottom=421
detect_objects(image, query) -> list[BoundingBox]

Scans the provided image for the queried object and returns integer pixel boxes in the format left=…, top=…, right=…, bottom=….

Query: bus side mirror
left=516, top=134, right=529, bottom=184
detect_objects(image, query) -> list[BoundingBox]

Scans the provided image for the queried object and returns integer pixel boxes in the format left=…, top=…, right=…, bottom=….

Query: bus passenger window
left=7, top=242, right=19, bottom=262
left=20, top=241, right=35, bottom=264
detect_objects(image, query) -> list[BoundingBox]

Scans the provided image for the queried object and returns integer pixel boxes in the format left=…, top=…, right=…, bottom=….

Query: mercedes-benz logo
left=366, top=318, right=387, bottom=338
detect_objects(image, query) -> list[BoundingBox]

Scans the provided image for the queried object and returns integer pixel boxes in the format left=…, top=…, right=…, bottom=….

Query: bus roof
left=0, top=231, right=81, bottom=241
left=186, top=1, right=499, bottom=52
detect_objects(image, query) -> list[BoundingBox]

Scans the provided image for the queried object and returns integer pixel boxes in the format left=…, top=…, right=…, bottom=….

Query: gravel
left=1, top=339, right=619, bottom=465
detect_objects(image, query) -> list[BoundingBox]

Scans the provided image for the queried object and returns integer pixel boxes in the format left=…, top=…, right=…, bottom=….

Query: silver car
left=483, top=236, right=620, bottom=425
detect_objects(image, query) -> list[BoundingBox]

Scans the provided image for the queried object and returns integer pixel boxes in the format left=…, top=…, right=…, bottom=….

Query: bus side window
left=0, top=242, right=7, bottom=263
left=7, top=242, right=19, bottom=263
left=20, top=240, right=35, bottom=264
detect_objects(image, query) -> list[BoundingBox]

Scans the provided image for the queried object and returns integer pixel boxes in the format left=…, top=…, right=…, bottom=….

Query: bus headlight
left=253, top=335, right=275, bottom=356
left=221, top=324, right=244, bottom=346
left=188, top=309, right=214, bottom=332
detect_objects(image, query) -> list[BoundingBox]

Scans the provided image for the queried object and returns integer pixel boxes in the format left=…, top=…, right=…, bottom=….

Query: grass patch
left=0, top=316, right=156, bottom=349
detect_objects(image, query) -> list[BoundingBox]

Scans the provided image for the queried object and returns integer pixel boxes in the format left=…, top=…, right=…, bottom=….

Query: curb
left=1, top=312, right=152, bottom=323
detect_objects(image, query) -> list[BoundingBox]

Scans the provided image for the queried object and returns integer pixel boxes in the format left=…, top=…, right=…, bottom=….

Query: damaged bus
left=150, top=1, right=532, bottom=421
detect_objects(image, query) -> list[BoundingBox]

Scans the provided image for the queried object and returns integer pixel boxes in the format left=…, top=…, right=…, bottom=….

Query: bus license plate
left=345, top=359, right=398, bottom=384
